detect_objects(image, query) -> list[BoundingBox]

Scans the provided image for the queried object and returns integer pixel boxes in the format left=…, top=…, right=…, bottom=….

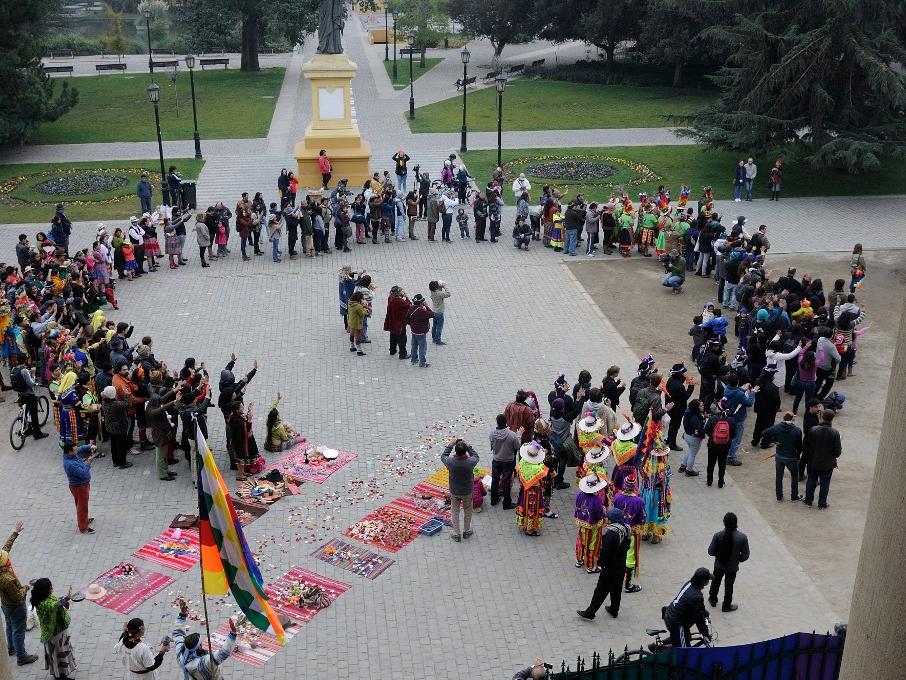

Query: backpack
left=711, top=417, right=731, bottom=446
left=10, top=366, right=28, bottom=392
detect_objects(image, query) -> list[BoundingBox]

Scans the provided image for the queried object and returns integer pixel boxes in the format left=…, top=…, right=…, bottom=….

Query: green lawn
left=31, top=68, right=285, bottom=144
left=409, top=80, right=709, bottom=132
left=462, top=146, right=906, bottom=203
left=383, top=57, right=443, bottom=90
left=0, top=159, right=205, bottom=224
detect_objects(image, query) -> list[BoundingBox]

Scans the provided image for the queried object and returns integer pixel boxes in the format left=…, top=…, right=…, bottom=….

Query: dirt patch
left=569, top=250, right=904, bottom=617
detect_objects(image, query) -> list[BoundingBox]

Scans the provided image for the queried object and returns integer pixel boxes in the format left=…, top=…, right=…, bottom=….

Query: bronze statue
left=318, top=0, right=346, bottom=54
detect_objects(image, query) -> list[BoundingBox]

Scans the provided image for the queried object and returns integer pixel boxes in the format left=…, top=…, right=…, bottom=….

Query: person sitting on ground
left=512, top=215, right=532, bottom=250
left=264, top=392, right=305, bottom=452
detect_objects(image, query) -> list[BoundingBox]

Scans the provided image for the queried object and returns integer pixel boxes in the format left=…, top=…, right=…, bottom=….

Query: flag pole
left=194, top=417, right=215, bottom=656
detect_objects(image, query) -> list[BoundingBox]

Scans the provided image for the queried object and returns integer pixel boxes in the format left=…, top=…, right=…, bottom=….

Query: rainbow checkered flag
left=195, top=429, right=285, bottom=644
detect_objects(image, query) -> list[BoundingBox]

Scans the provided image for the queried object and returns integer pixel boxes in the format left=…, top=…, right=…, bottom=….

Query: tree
left=185, top=0, right=320, bottom=71
left=536, top=0, right=640, bottom=69
left=0, top=0, right=78, bottom=146
left=635, top=0, right=711, bottom=88
left=686, top=0, right=906, bottom=172
left=446, top=0, right=535, bottom=57
left=103, top=2, right=131, bottom=56
left=391, top=0, right=450, bottom=50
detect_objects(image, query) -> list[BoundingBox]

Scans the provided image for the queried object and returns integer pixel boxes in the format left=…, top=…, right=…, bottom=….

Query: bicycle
left=614, top=616, right=716, bottom=664
left=9, top=393, right=50, bottom=451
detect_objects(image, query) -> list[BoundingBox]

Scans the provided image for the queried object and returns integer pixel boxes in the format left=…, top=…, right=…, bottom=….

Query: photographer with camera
left=662, top=249, right=686, bottom=294
left=441, top=438, right=479, bottom=542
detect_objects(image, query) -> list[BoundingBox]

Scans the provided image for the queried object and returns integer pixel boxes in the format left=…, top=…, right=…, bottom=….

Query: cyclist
left=662, top=567, right=712, bottom=648
left=10, top=365, right=48, bottom=440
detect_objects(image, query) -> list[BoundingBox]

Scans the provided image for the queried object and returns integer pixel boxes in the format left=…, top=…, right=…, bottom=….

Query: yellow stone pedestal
left=294, top=53, right=372, bottom=190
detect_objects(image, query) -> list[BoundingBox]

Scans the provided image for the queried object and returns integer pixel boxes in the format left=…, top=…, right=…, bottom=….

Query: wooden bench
left=152, top=59, right=179, bottom=68
left=200, top=57, right=229, bottom=69
left=202, top=48, right=225, bottom=55
left=44, top=65, right=75, bottom=75
left=455, top=75, right=477, bottom=91
left=530, top=58, right=546, bottom=68
left=258, top=47, right=276, bottom=55
left=152, top=48, right=175, bottom=55
left=48, top=49, right=74, bottom=59
left=95, top=63, right=127, bottom=72
left=507, top=63, right=525, bottom=75
left=399, top=46, right=427, bottom=68
left=482, top=70, right=500, bottom=81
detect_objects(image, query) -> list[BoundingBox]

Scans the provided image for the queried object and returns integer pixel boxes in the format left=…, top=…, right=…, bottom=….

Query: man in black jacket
left=577, top=508, right=631, bottom=620
left=663, top=567, right=712, bottom=648
left=697, top=338, right=723, bottom=410
left=665, top=364, right=694, bottom=451
left=751, top=362, right=781, bottom=447
left=707, top=512, right=750, bottom=612
left=218, top=353, right=258, bottom=469
left=803, top=410, right=842, bottom=508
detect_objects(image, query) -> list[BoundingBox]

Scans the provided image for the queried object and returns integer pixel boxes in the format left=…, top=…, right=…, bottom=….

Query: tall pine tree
left=687, top=0, right=906, bottom=172
left=0, top=0, right=78, bottom=146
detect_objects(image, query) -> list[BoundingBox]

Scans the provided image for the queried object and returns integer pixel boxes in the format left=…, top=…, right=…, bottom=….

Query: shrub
left=42, top=34, right=106, bottom=56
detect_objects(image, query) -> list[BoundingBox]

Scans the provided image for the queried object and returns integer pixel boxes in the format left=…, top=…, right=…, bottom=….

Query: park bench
left=96, top=63, right=127, bottom=72
left=202, top=48, right=226, bottom=55
left=258, top=47, right=276, bottom=55
left=48, top=49, right=74, bottom=59
left=399, top=46, right=427, bottom=68
left=200, top=57, right=230, bottom=69
left=455, top=75, right=477, bottom=91
left=152, top=48, right=175, bottom=55
left=44, top=65, right=75, bottom=75
left=530, top=58, right=546, bottom=68
left=482, top=70, right=500, bottom=81
left=152, top=59, right=179, bottom=68
left=507, top=63, right=525, bottom=75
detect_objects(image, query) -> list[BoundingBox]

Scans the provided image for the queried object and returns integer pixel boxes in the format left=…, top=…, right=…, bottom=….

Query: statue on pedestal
left=318, top=0, right=346, bottom=55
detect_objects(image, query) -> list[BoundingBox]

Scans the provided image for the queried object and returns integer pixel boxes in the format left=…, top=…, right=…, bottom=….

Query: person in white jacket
left=115, top=617, right=170, bottom=679
left=765, top=335, right=802, bottom=393
left=512, top=173, right=531, bottom=199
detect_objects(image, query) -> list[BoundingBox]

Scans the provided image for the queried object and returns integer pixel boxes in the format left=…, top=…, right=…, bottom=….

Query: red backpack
left=711, top=418, right=731, bottom=446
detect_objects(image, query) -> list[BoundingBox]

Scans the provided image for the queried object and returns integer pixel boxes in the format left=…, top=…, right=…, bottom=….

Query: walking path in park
left=0, top=15, right=903, bottom=680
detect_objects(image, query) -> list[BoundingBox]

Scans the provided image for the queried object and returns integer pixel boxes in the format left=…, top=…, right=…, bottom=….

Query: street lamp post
left=391, top=11, right=398, bottom=81
left=459, top=46, right=470, bottom=153
left=148, top=83, right=171, bottom=205
left=407, top=31, right=415, bottom=120
left=143, top=7, right=154, bottom=76
left=495, top=73, right=507, bottom=169
left=184, top=54, right=203, bottom=159
left=383, top=4, right=389, bottom=61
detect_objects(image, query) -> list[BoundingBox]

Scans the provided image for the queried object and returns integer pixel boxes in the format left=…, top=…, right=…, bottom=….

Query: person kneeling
left=513, top=216, right=532, bottom=250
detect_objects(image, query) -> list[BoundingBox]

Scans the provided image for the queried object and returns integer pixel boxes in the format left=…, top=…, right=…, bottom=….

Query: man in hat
left=662, top=568, right=713, bottom=648
left=50, top=203, right=72, bottom=255
left=406, top=294, right=434, bottom=368
left=665, top=364, right=694, bottom=451
left=577, top=507, right=631, bottom=620
left=628, top=356, right=656, bottom=410
left=442, top=439, right=480, bottom=541
left=173, top=598, right=237, bottom=678
left=574, top=474, right=607, bottom=574
left=0, top=521, right=39, bottom=666
left=613, top=471, right=646, bottom=593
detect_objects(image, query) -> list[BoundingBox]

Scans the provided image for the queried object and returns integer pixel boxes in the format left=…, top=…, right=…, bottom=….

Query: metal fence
left=552, top=632, right=844, bottom=680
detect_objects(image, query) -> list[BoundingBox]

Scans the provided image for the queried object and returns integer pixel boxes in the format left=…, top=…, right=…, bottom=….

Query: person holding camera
left=662, top=249, right=686, bottom=294
left=442, top=439, right=479, bottom=542
left=115, top=617, right=170, bottom=679
left=428, top=280, right=450, bottom=345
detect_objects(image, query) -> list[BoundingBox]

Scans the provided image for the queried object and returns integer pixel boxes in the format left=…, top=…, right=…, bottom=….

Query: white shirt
left=114, top=639, right=159, bottom=680
left=441, top=195, right=457, bottom=215
left=512, top=178, right=531, bottom=196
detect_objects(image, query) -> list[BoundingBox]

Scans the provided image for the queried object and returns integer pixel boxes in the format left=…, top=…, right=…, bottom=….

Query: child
left=471, top=468, right=487, bottom=513
left=456, top=208, right=470, bottom=239
left=702, top=302, right=715, bottom=324
left=216, top=222, right=228, bottom=256
left=121, top=242, right=136, bottom=280
left=346, top=291, right=368, bottom=356
left=734, top=308, right=752, bottom=350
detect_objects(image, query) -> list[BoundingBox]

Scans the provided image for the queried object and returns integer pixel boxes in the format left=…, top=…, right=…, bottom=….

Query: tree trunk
left=240, top=11, right=260, bottom=72
left=672, top=58, right=683, bottom=88
left=493, top=39, right=506, bottom=57
left=605, top=44, right=616, bottom=70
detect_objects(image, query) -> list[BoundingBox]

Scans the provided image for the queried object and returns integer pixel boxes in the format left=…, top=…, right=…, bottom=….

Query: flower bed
left=502, top=154, right=661, bottom=198
left=0, top=167, right=159, bottom=208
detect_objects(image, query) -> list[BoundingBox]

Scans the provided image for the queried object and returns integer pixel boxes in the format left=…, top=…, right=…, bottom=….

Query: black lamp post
left=184, top=54, right=202, bottom=159
left=495, top=73, right=507, bottom=169
left=143, top=7, right=154, bottom=76
left=407, top=31, right=415, bottom=120
left=391, top=11, right=398, bottom=82
left=459, top=45, right=470, bottom=153
left=383, top=4, right=389, bottom=61
left=148, top=83, right=171, bottom=205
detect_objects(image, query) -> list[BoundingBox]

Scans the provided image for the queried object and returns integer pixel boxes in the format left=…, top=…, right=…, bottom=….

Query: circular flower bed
left=523, top=161, right=619, bottom=181
left=0, top=167, right=159, bottom=208
left=33, top=172, right=129, bottom=196
left=502, top=154, right=661, bottom=197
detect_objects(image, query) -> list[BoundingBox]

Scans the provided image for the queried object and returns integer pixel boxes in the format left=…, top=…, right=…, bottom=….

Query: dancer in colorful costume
left=575, top=473, right=606, bottom=573
left=516, top=441, right=549, bottom=536
left=639, top=417, right=672, bottom=544
left=613, top=470, right=646, bottom=592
